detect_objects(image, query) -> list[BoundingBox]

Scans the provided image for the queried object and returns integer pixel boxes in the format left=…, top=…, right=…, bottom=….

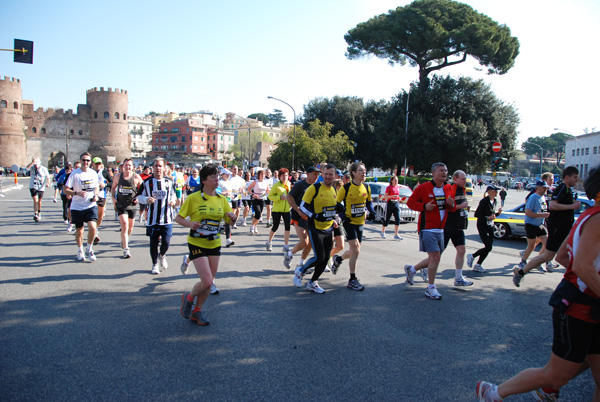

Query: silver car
left=365, top=182, right=418, bottom=223
left=492, top=197, right=595, bottom=239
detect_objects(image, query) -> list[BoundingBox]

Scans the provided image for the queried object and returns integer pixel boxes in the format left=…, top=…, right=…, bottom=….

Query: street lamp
left=267, top=96, right=296, bottom=171
left=523, top=141, right=543, bottom=175
left=234, top=114, right=251, bottom=170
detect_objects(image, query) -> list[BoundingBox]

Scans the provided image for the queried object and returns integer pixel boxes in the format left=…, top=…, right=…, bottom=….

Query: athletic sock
left=427, top=284, right=436, bottom=289
left=186, top=293, right=194, bottom=302
left=87, top=244, right=93, bottom=252
left=518, top=269, right=526, bottom=277
left=489, top=385, right=501, bottom=401
left=192, top=307, right=201, bottom=313
left=350, top=274, right=356, bottom=281
left=299, top=259, right=305, bottom=265
left=410, top=266, right=417, bottom=274
left=455, top=269, right=463, bottom=280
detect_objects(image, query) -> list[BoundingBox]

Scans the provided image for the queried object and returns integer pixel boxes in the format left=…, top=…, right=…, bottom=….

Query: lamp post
left=234, top=114, right=251, bottom=170
left=267, top=96, right=296, bottom=171
left=523, top=141, right=543, bottom=176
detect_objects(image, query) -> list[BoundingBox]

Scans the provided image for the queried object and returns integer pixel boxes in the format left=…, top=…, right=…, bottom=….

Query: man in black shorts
left=513, top=167, right=580, bottom=287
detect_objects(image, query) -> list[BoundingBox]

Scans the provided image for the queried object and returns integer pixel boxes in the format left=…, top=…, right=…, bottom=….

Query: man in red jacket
left=405, top=162, right=455, bottom=300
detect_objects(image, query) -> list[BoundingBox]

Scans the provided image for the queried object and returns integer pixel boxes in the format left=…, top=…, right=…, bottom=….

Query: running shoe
left=210, top=284, right=220, bottom=295
left=306, top=280, right=325, bottom=294
left=466, top=254, right=474, bottom=268
left=324, top=267, right=331, bottom=273
left=226, top=238, right=235, bottom=248
left=33, top=214, right=39, bottom=222
left=538, top=265, right=548, bottom=273
left=151, top=264, right=160, bottom=275
left=347, top=278, right=365, bottom=291
left=530, top=387, right=559, bottom=402
left=64, top=220, right=69, bottom=224
left=293, top=266, right=304, bottom=287
left=53, top=198, right=57, bottom=203
left=424, top=287, right=442, bottom=300
left=283, top=245, right=291, bottom=253
left=232, top=224, right=238, bottom=229
left=190, top=310, right=209, bottom=326
left=546, top=261, right=558, bottom=271
left=88, top=250, right=97, bottom=262
left=476, top=381, right=501, bottom=402
left=266, top=241, right=272, bottom=251
left=37, top=213, right=41, bottom=221
left=180, top=255, right=189, bottom=275
left=394, top=234, right=403, bottom=240
left=283, top=251, right=293, bottom=269
left=454, top=277, right=474, bottom=286
left=380, top=232, right=387, bottom=239
left=180, top=292, right=193, bottom=319
left=331, top=255, right=343, bottom=275
left=421, top=268, right=429, bottom=282
left=404, top=264, right=415, bottom=285
left=519, top=250, right=525, bottom=260
left=512, top=266, right=523, bottom=287
left=76, top=250, right=86, bottom=262
left=123, top=248, right=131, bottom=259
left=242, top=220, right=247, bottom=227
left=93, top=237, right=100, bottom=245
left=159, top=255, right=168, bottom=270
left=266, top=221, right=272, bottom=227
left=67, top=224, right=74, bottom=233
left=473, top=264, right=487, bottom=273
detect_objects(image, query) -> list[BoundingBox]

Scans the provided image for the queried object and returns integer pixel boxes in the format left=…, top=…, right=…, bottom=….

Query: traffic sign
left=492, top=142, right=502, bottom=152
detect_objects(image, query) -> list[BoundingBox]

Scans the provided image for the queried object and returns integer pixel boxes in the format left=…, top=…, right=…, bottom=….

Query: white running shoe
left=67, top=224, right=74, bottom=233
left=293, top=266, right=304, bottom=287
left=123, top=248, right=131, bottom=259
left=380, top=232, right=387, bottom=239
left=466, top=254, right=474, bottom=268
left=180, top=255, right=189, bottom=274
left=306, top=280, right=325, bottom=294
left=394, top=234, right=403, bottom=240
left=64, top=220, right=69, bottom=224
left=87, top=250, right=97, bottom=262
left=266, top=241, right=272, bottom=251
left=151, top=264, right=160, bottom=275
left=76, top=250, right=86, bottom=262
left=226, top=238, right=235, bottom=248
left=404, top=264, right=415, bottom=285
left=424, top=287, right=442, bottom=300
left=473, top=264, right=487, bottom=273
left=283, top=251, right=293, bottom=269
left=159, top=255, right=168, bottom=270
left=421, top=268, right=429, bottom=282
left=210, top=284, right=220, bottom=294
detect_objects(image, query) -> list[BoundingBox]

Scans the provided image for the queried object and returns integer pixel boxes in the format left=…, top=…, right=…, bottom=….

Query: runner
left=240, top=171, right=253, bottom=227
left=26, top=157, right=50, bottom=222
left=264, top=168, right=274, bottom=227
left=380, top=175, right=404, bottom=240
left=92, top=157, right=112, bottom=245
left=228, top=165, right=245, bottom=228
left=284, top=166, right=320, bottom=269
left=476, top=165, right=600, bottom=402
left=218, top=169, right=236, bottom=247
left=247, top=170, right=270, bottom=234
left=404, top=162, right=456, bottom=300
left=266, top=168, right=291, bottom=253
left=293, top=163, right=340, bottom=293
left=111, top=158, right=143, bottom=258
left=137, top=158, right=177, bottom=275
left=63, top=152, right=99, bottom=262
left=58, top=163, right=73, bottom=230
left=138, top=166, right=152, bottom=224
left=330, top=162, right=375, bottom=291
left=52, top=166, right=60, bottom=203
left=466, top=185, right=502, bottom=273
left=176, top=164, right=237, bottom=326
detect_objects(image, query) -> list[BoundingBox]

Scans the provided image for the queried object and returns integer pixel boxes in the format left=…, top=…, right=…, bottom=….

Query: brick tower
left=86, top=87, right=130, bottom=164
left=0, top=76, right=26, bottom=167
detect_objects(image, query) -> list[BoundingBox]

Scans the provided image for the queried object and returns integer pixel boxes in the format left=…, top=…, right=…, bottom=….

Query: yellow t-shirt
left=336, top=182, right=371, bottom=225
left=178, top=191, right=232, bottom=249
left=302, top=183, right=337, bottom=231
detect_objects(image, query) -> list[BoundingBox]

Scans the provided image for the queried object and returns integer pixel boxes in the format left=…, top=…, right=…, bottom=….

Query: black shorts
left=116, top=207, right=136, bottom=219
left=292, top=217, right=308, bottom=230
left=231, top=199, right=240, bottom=209
left=545, top=223, right=572, bottom=252
left=96, top=198, right=107, bottom=207
left=29, top=189, right=44, bottom=198
left=343, top=221, right=363, bottom=242
left=525, top=223, right=548, bottom=239
left=71, top=207, right=98, bottom=229
left=265, top=199, right=273, bottom=206
left=242, top=199, right=250, bottom=207
left=188, top=243, right=221, bottom=260
left=333, top=226, right=343, bottom=237
left=139, top=203, right=147, bottom=212
left=552, top=309, right=600, bottom=363
left=443, top=228, right=466, bottom=249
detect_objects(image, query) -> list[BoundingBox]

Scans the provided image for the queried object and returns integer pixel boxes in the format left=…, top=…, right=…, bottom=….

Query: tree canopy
left=522, top=132, right=574, bottom=169
left=268, top=109, right=287, bottom=127
left=247, top=113, right=269, bottom=125
left=345, top=0, right=520, bottom=90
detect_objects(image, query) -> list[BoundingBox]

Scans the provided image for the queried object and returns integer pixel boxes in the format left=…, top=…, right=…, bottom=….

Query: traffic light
left=491, top=157, right=500, bottom=171
left=13, top=39, right=33, bottom=64
left=498, top=157, right=508, bottom=170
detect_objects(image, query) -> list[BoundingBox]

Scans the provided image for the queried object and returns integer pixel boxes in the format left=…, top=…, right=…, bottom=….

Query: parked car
left=492, top=197, right=595, bottom=239
left=17, top=167, right=30, bottom=177
left=465, top=178, right=473, bottom=196
left=365, top=182, right=418, bottom=223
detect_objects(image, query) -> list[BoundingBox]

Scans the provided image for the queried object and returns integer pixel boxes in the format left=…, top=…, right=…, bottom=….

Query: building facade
left=128, top=116, right=153, bottom=161
left=565, top=131, right=600, bottom=181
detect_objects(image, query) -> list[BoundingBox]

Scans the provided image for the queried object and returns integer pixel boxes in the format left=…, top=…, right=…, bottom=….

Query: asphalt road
left=0, top=180, right=594, bottom=401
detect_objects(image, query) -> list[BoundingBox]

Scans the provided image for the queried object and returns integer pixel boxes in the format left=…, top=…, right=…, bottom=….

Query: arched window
left=123, top=114, right=126, bottom=120
left=104, top=112, right=109, bottom=118
left=32, top=127, right=37, bottom=133
left=78, top=130, right=83, bottom=135
left=41, top=128, right=46, bottom=134
left=94, top=111, right=98, bottom=118
left=13, top=101, right=18, bottom=109
left=70, top=130, right=74, bottom=135
left=115, top=112, right=120, bottom=119
left=0, top=100, right=7, bottom=108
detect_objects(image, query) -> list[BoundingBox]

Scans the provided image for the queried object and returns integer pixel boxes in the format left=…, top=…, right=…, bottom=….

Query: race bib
left=194, top=219, right=220, bottom=236
left=350, top=203, right=366, bottom=217
left=322, top=205, right=336, bottom=220
left=119, top=186, right=135, bottom=195
left=153, top=190, right=167, bottom=200
left=81, top=179, right=95, bottom=192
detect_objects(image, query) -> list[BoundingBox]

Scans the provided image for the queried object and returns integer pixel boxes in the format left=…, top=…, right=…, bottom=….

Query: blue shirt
left=525, top=192, right=546, bottom=226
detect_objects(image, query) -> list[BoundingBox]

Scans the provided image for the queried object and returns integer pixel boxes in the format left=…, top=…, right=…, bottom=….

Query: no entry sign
left=492, top=142, right=502, bottom=152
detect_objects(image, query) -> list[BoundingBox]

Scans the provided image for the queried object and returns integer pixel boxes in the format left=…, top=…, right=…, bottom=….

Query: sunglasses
left=81, top=159, right=91, bottom=162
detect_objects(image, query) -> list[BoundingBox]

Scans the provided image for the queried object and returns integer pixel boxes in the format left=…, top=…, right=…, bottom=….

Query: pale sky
left=2, top=0, right=599, bottom=147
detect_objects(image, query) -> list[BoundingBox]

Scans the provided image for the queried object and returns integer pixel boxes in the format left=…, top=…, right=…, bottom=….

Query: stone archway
left=48, top=151, right=66, bottom=168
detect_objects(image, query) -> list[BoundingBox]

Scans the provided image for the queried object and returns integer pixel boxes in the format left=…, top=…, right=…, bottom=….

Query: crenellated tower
left=86, top=87, right=130, bottom=163
left=0, top=76, right=26, bottom=166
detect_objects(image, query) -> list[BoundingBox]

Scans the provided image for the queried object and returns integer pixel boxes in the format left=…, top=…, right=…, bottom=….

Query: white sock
left=428, top=284, right=436, bottom=289
left=489, top=385, right=501, bottom=401
left=78, top=246, right=84, bottom=253
left=456, top=269, right=463, bottom=280
left=87, top=244, right=93, bottom=252
left=299, top=259, right=305, bottom=265
left=410, top=266, right=417, bottom=274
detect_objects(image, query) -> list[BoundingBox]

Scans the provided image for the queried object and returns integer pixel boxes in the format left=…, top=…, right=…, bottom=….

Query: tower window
left=32, top=127, right=37, bottom=133
left=94, top=112, right=98, bottom=118
left=0, top=100, right=6, bottom=108
left=115, top=112, right=120, bottom=119
left=13, top=101, right=18, bottom=109
left=41, top=128, right=46, bottom=134
left=104, top=112, right=109, bottom=118
left=78, top=130, right=83, bottom=135
left=123, top=114, right=126, bottom=120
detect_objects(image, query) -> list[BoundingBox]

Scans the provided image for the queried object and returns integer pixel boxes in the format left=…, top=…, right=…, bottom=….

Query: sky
left=2, top=0, right=599, bottom=147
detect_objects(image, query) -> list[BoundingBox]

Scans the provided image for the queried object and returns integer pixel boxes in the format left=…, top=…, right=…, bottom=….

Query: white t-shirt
left=229, top=176, right=245, bottom=200
left=29, top=165, right=49, bottom=191
left=66, top=168, right=99, bottom=211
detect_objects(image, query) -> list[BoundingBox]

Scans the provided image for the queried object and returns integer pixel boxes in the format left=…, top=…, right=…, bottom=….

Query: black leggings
left=252, top=199, right=265, bottom=220
left=150, top=230, right=171, bottom=265
left=473, top=221, right=494, bottom=264
left=270, top=211, right=291, bottom=233
left=61, top=194, right=71, bottom=221
left=303, top=228, right=334, bottom=282
left=383, top=201, right=400, bottom=227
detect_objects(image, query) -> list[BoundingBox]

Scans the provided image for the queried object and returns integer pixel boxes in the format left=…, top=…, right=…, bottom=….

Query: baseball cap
left=306, top=166, right=319, bottom=174
left=221, top=169, right=232, bottom=175
left=92, top=157, right=103, bottom=164
left=536, top=180, right=550, bottom=188
left=486, top=185, right=500, bottom=192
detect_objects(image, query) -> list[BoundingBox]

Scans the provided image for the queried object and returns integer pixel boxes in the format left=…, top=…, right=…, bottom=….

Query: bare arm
left=110, top=173, right=120, bottom=200
left=572, top=213, right=600, bottom=297
left=549, top=200, right=581, bottom=211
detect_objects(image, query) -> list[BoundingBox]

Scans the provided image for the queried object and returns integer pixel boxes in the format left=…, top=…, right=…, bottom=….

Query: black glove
left=314, top=212, right=328, bottom=222
left=367, top=212, right=376, bottom=222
